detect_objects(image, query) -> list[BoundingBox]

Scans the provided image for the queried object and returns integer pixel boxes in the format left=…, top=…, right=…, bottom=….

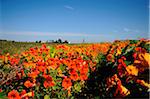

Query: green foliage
left=0, top=92, right=7, bottom=99
left=0, top=39, right=149, bottom=98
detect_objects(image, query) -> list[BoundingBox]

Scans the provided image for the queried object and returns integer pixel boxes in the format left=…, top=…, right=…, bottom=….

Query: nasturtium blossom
left=21, top=91, right=34, bottom=98
left=62, top=77, right=72, bottom=90
left=106, top=54, right=114, bottom=62
left=70, top=71, right=79, bottom=81
left=136, top=79, right=150, bottom=88
left=0, top=88, right=2, bottom=93
left=9, top=57, right=20, bottom=65
left=43, top=75, right=55, bottom=88
left=1, top=40, right=149, bottom=98
left=24, top=80, right=34, bottom=88
left=115, top=84, right=130, bottom=97
left=8, top=90, right=21, bottom=99
left=20, top=89, right=26, bottom=98
left=80, top=72, right=88, bottom=81
left=116, top=48, right=122, bottom=56
left=126, top=65, right=138, bottom=76
left=135, top=47, right=146, bottom=53
left=28, top=70, right=39, bottom=79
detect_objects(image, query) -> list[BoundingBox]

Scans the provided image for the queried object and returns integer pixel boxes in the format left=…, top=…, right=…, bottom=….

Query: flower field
left=0, top=39, right=149, bottom=99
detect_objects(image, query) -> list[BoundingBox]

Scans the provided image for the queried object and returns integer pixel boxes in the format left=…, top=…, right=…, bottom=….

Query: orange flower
left=24, top=80, right=34, bottom=88
left=78, top=64, right=89, bottom=74
left=28, top=70, right=39, bottom=79
left=107, top=54, right=114, bottom=62
left=37, top=65, right=46, bottom=72
left=62, top=77, right=72, bottom=90
left=23, top=61, right=36, bottom=69
left=8, top=90, right=21, bottom=99
left=70, top=71, right=79, bottom=81
left=43, top=75, right=55, bottom=88
left=68, top=63, right=77, bottom=69
left=80, top=72, right=88, bottom=80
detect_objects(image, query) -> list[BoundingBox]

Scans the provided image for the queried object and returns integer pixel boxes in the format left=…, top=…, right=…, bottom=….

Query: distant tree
left=58, top=39, right=62, bottom=43
left=35, top=41, right=38, bottom=43
left=0, top=40, right=7, bottom=41
left=39, top=40, right=41, bottom=43
left=55, top=40, right=58, bottom=43
left=52, top=40, right=54, bottom=43
left=63, top=40, right=68, bottom=44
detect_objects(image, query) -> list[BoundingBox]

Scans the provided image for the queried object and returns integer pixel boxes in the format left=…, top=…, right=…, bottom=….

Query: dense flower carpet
left=0, top=39, right=149, bottom=98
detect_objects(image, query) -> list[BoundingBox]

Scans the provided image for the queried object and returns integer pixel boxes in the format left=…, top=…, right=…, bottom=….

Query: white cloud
left=123, top=28, right=141, bottom=33
left=112, top=28, right=140, bottom=34
left=64, top=5, right=74, bottom=10
left=123, top=28, right=130, bottom=32
left=1, top=31, right=112, bottom=43
left=134, top=30, right=140, bottom=33
left=2, top=31, right=105, bottom=37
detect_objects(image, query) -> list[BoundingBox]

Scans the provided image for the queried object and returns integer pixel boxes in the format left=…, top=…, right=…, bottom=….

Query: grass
left=0, top=40, right=112, bottom=55
left=0, top=40, right=43, bottom=55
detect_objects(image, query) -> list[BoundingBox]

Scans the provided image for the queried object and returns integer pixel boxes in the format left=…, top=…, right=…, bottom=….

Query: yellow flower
left=119, top=85, right=130, bottom=97
left=134, top=53, right=150, bottom=72
left=136, top=79, right=150, bottom=89
left=142, top=53, right=150, bottom=66
left=116, top=48, right=122, bottom=56
left=126, top=65, right=138, bottom=76
left=57, top=67, right=64, bottom=77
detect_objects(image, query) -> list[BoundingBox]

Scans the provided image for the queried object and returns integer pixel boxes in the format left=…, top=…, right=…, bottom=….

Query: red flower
left=37, top=61, right=45, bottom=66
left=62, top=77, right=72, bottom=90
left=43, top=75, right=55, bottom=88
left=41, top=44, right=47, bottom=49
left=8, top=90, right=21, bottom=99
left=135, top=47, right=146, bottom=53
left=133, top=53, right=137, bottom=59
left=121, top=56, right=126, bottom=60
left=118, top=59, right=123, bottom=63
left=9, top=58, right=20, bottom=65
left=20, top=90, right=27, bottom=98
left=0, top=88, right=2, bottom=92
left=117, top=63, right=126, bottom=77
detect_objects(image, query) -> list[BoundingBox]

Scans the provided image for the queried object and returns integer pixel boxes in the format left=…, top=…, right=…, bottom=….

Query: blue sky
left=0, top=0, right=149, bottom=43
